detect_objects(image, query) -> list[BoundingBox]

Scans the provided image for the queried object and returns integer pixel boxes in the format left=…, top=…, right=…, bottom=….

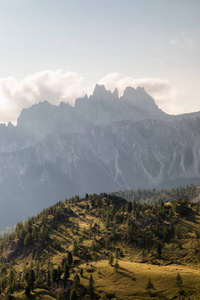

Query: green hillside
left=0, top=188, right=200, bottom=299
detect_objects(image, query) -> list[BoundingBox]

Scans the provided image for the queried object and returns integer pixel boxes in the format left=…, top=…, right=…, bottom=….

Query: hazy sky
left=0, top=0, right=199, bottom=124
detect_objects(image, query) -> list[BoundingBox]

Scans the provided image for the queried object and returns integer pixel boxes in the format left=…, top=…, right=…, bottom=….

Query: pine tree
left=68, top=251, right=73, bottom=267
left=24, top=232, right=31, bottom=246
left=63, top=263, right=70, bottom=288
left=52, top=269, right=58, bottom=283
left=70, top=289, right=78, bottom=300
left=175, top=224, right=181, bottom=239
left=50, top=262, right=54, bottom=281
left=91, top=239, right=95, bottom=252
left=157, top=243, right=162, bottom=258
left=46, top=270, right=50, bottom=287
left=56, top=290, right=65, bottom=300
left=146, top=278, right=154, bottom=294
left=61, top=257, right=67, bottom=270
left=105, top=215, right=110, bottom=229
left=24, top=268, right=35, bottom=291
left=57, top=266, right=62, bottom=281
left=109, top=253, right=114, bottom=265
left=22, top=263, right=26, bottom=284
left=126, top=202, right=132, bottom=213
left=34, top=261, right=40, bottom=281
left=176, top=273, right=182, bottom=288
left=88, top=275, right=94, bottom=298
left=114, top=259, right=119, bottom=272
left=7, top=268, right=16, bottom=293
left=25, top=285, right=31, bottom=296
left=73, top=274, right=80, bottom=289
left=30, top=269, right=35, bottom=290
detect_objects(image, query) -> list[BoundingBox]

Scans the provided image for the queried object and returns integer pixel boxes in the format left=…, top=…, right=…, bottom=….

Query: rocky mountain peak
left=1, top=83, right=200, bottom=228
left=121, top=86, right=155, bottom=107
left=90, top=84, right=118, bottom=102
left=113, top=87, right=118, bottom=99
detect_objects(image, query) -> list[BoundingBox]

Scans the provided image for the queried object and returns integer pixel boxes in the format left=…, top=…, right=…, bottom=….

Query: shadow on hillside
left=117, top=266, right=136, bottom=279
left=30, top=288, right=56, bottom=299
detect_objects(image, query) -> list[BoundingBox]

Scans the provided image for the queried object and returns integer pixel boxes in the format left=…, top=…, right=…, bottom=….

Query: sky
left=0, top=0, right=199, bottom=124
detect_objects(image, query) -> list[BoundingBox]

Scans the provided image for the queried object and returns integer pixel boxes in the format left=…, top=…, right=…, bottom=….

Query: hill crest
left=1, top=188, right=200, bottom=299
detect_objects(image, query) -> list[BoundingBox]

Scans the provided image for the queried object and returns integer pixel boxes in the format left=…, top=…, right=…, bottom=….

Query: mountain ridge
left=1, top=84, right=200, bottom=154
left=0, top=85, right=200, bottom=228
left=1, top=117, right=200, bottom=227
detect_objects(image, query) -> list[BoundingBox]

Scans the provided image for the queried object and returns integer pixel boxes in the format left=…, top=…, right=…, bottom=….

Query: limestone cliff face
left=14, top=85, right=168, bottom=146
left=0, top=85, right=200, bottom=228
left=1, top=117, right=200, bottom=228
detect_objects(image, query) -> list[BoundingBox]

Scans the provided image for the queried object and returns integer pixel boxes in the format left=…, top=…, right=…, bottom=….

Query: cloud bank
left=0, top=70, right=86, bottom=124
left=0, top=70, right=178, bottom=124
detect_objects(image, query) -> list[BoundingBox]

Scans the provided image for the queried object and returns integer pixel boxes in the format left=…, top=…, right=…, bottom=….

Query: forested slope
left=0, top=188, right=200, bottom=299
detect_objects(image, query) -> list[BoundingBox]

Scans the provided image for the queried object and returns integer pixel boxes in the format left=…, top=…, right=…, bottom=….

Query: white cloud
left=0, top=70, right=180, bottom=124
left=0, top=70, right=85, bottom=124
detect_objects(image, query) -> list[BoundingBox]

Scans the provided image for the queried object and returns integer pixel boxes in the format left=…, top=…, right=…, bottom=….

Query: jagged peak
left=59, top=101, right=72, bottom=108
left=81, top=94, right=89, bottom=101
left=7, top=122, right=15, bottom=128
left=112, top=87, right=119, bottom=99
left=123, top=86, right=146, bottom=96
left=74, top=94, right=89, bottom=107
left=121, top=85, right=156, bottom=107
left=136, top=86, right=145, bottom=91
left=90, top=84, right=119, bottom=102
left=92, top=84, right=111, bottom=99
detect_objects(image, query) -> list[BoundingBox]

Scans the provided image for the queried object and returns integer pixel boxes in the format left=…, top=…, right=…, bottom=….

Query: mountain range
left=0, top=84, right=200, bottom=228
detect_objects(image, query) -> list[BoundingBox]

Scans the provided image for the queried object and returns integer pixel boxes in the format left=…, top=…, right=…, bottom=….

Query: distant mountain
left=1, top=84, right=199, bottom=153
left=0, top=85, right=200, bottom=228
left=1, top=85, right=168, bottom=152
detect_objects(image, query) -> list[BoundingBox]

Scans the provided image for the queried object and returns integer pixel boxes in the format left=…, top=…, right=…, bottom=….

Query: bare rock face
left=14, top=84, right=168, bottom=147
left=0, top=85, right=200, bottom=228
left=4, top=237, right=24, bottom=260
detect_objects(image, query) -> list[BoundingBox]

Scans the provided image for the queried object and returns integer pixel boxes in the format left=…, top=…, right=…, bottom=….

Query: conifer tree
left=68, top=251, right=73, bottom=267
left=109, top=253, right=114, bottom=265
left=7, top=268, right=16, bottom=293
left=46, top=270, right=50, bottom=287
left=114, top=259, right=119, bottom=272
left=157, top=243, right=162, bottom=258
left=63, top=263, right=70, bottom=288
left=126, top=202, right=132, bottom=213
left=22, top=263, right=26, bottom=284
left=75, top=222, right=79, bottom=234
left=57, top=266, right=62, bottom=281
left=25, top=285, right=31, bottom=296
left=50, top=262, right=54, bottom=281
left=70, top=289, right=78, bottom=300
left=56, top=290, right=65, bottom=300
left=176, top=273, right=182, bottom=288
left=80, top=268, right=83, bottom=277
left=146, top=278, right=154, bottom=294
left=61, top=257, right=67, bottom=270
left=73, top=274, right=80, bottom=289
left=24, top=232, right=31, bottom=246
left=88, top=275, right=94, bottom=298
left=52, top=269, right=58, bottom=283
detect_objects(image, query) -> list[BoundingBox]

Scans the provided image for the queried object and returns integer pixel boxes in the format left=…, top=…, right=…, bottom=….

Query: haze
left=0, top=0, right=199, bottom=124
